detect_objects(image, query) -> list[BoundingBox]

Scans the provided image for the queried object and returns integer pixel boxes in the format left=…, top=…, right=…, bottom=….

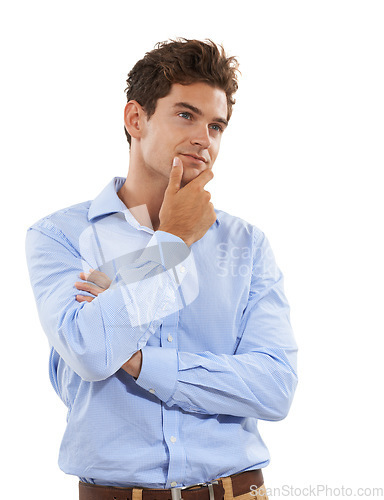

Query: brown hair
left=124, top=38, right=240, bottom=145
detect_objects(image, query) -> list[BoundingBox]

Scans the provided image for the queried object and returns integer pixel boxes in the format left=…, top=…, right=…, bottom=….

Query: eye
left=209, top=124, right=223, bottom=133
left=178, top=112, right=192, bottom=120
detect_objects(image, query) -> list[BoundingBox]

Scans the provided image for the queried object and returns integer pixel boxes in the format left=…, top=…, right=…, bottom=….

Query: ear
left=124, top=100, right=146, bottom=140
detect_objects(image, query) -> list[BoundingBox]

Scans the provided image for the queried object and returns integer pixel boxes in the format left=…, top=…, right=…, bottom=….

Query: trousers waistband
left=79, top=469, right=264, bottom=500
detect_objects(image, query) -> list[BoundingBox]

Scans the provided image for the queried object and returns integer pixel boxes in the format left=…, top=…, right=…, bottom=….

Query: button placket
left=160, top=310, right=185, bottom=488
left=160, top=305, right=179, bottom=350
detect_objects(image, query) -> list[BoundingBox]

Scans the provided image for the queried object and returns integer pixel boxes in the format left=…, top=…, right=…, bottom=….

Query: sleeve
left=135, top=230, right=298, bottom=421
left=26, top=222, right=193, bottom=382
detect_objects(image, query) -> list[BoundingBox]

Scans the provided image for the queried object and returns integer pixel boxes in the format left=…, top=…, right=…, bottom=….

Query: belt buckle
left=171, top=488, right=184, bottom=500
left=171, top=480, right=219, bottom=500
left=207, top=481, right=218, bottom=500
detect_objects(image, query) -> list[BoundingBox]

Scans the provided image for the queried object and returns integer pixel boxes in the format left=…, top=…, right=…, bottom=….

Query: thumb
left=166, top=156, right=183, bottom=193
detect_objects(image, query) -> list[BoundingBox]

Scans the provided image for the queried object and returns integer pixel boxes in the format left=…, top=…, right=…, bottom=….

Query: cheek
left=141, top=129, right=164, bottom=158
left=142, top=136, right=175, bottom=171
left=210, top=139, right=221, bottom=162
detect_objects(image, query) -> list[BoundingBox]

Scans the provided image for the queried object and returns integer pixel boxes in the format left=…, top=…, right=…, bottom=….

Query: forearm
left=56, top=281, right=171, bottom=381
left=136, top=345, right=297, bottom=420
left=26, top=227, right=192, bottom=382
left=135, top=246, right=298, bottom=420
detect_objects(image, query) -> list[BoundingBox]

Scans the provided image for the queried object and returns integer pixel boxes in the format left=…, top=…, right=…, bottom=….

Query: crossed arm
left=27, top=222, right=297, bottom=419
left=75, top=269, right=142, bottom=378
left=73, top=265, right=297, bottom=420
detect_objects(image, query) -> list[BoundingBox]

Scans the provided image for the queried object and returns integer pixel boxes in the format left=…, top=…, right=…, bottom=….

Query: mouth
left=181, top=153, right=208, bottom=165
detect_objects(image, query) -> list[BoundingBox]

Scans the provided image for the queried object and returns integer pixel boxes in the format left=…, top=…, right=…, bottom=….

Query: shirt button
left=179, top=265, right=186, bottom=273
left=170, top=436, right=177, bottom=443
left=167, top=335, right=173, bottom=342
left=171, top=482, right=177, bottom=487
left=149, top=389, right=155, bottom=394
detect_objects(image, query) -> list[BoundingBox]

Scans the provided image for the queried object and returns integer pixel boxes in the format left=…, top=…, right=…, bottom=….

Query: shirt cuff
left=141, top=231, right=192, bottom=288
left=135, top=346, right=178, bottom=403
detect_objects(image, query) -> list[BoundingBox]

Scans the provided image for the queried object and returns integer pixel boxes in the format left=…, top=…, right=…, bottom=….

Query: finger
left=188, top=167, right=214, bottom=189
left=79, top=271, right=90, bottom=282
left=75, top=282, right=105, bottom=296
left=203, top=189, right=212, bottom=201
left=80, top=269, right=112, bottom=289
left=87, top=269, right=112, bottom=289
left=76, top=295, right=94, bottom=303
left=166, top=156, right=184, bottom=193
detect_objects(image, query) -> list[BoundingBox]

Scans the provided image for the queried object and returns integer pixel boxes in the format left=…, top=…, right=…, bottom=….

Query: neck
left=117, top=152, right=168, bottom=232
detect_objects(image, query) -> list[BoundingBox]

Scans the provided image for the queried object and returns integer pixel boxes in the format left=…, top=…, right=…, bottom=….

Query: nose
left=191, top=124, right=211, bottom=149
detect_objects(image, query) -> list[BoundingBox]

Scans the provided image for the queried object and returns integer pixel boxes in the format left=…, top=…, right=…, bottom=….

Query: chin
left=181, top=168, right=201, bottom=187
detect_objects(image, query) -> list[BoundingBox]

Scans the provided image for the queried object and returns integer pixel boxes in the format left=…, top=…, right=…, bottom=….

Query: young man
left=26, top=39, right=298, bottom=500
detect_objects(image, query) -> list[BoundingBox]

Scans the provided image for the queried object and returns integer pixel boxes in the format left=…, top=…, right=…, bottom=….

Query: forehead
left=158, top=82, right=228, bottom=119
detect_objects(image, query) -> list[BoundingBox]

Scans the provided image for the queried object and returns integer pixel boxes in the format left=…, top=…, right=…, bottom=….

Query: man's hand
left=75, top=269, right=112, bottom=302
left=75, top=269, right=142, bottom=378
left=158, top=156, right=217, bottom=247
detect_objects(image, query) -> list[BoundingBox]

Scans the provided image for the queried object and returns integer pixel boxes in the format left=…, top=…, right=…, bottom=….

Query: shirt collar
left=88, top=177, right=127, bottom=221
left=88, top=177, right=221, bottom=226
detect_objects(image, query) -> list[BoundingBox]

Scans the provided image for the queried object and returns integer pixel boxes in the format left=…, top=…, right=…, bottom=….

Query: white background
left=1, top=1, right=383, bottom=498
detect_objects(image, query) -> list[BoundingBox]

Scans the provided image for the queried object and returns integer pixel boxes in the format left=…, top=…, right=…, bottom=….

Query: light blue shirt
left=25, top=177, right=298, bottom=488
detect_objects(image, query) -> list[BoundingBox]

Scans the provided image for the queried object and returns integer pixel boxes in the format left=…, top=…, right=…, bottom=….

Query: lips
left=181, top=153, right=207, bottom=163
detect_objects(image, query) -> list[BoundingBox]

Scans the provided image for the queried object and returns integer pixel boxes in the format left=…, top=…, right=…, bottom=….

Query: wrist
left=157, top=226, right=190, bottom=247
left=122, top=350, right=142, bottom=379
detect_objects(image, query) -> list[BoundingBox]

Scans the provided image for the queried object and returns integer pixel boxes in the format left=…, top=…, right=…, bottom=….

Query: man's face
left=137, top=82, right=228, bottom=187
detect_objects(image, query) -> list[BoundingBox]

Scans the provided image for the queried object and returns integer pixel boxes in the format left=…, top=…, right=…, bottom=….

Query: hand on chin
left=181, top=167, right=204, bottom=187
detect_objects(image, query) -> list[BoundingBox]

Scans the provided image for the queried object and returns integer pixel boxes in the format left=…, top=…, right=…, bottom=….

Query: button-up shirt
left=25, top=177, right=298, bottom=488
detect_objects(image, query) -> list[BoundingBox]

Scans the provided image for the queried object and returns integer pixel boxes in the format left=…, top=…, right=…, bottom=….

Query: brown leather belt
left=79, top=469, right=264, bottom=500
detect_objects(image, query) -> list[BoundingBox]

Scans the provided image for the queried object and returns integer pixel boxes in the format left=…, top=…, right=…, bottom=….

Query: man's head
left=123, top=39, right=240, bottom=187
left=124, top=38, right=240, bottom=147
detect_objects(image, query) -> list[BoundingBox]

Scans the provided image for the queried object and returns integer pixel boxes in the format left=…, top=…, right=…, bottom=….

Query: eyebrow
left=173, top=101, right=228, bottom=128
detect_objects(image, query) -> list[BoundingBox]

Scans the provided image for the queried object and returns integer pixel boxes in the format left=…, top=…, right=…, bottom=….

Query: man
left=26, top=38, right=297, bottom=500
